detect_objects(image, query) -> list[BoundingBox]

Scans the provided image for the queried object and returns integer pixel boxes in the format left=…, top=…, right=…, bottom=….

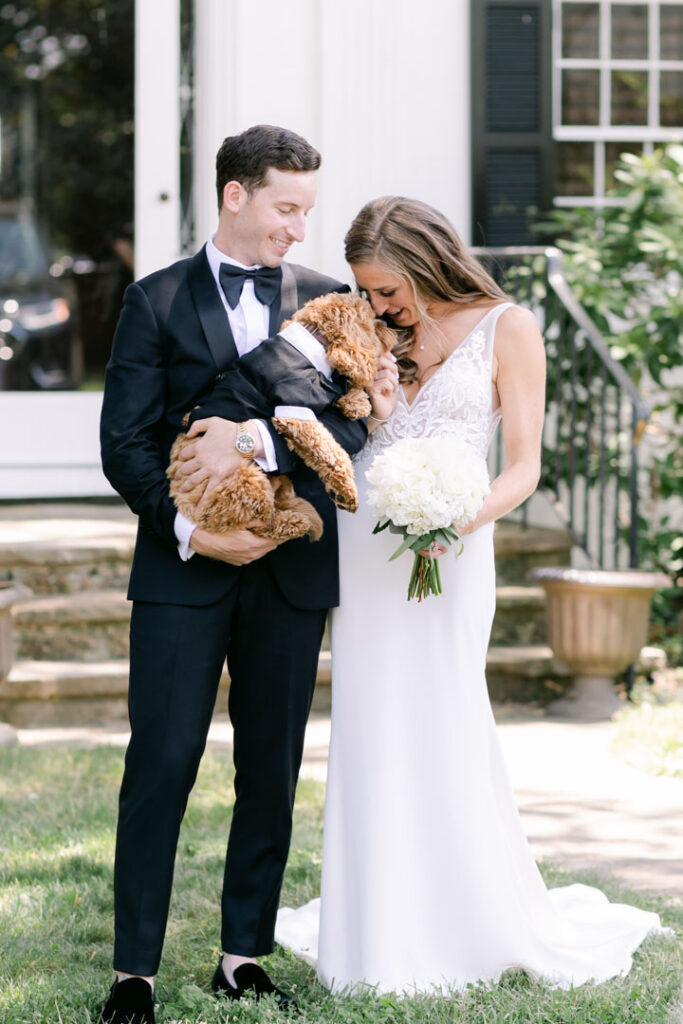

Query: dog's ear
left=375, top=321, right=397, bottom=353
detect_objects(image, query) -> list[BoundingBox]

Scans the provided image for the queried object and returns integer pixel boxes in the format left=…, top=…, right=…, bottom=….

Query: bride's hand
left=418, top=540, right=448, bottom=558
left=368, top=352, right=399, bottom=423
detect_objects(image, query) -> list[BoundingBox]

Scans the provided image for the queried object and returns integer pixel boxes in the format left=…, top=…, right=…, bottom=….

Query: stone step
left=490, top=586, right=547, bottom=647
left=485, top=646, right=572, bottom=703
left=12, top=585, right=551, bottom=662
left=493, top=522, right=573, bottom=585
left=0, top=653, right=331, bottom=727
left=0, top=647, right=572, bottom=727
left=0, top=504, right=571, bottom=596
left=0, top=504, right=136, bottom=596
left=0, top=659, right=137, bottom=727
left=13, top=590, right=131, bottom=661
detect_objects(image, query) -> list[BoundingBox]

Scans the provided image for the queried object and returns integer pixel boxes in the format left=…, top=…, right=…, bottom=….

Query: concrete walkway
left=14, top=706, right=683, bottom=901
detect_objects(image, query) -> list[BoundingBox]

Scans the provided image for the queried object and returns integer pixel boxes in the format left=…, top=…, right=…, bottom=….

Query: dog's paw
left=335, top=391, right=372, bottom=420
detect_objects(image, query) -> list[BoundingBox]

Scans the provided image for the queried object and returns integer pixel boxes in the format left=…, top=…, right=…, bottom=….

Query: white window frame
left=553, top=0, right=683, bottom=206
left=135, top=0, right=181, bottom=275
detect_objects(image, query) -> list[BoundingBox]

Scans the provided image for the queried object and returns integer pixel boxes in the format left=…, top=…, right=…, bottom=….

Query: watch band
left=234, top=422, right=257, bottom=458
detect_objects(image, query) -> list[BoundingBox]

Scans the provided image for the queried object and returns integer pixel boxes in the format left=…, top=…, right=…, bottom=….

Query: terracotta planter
left=529, top=567, right=671, bottom=720
left=0, top=582, right=30, bottom=684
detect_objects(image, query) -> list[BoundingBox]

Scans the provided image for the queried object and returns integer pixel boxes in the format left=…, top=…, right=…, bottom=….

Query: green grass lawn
left=0, top=746, right=680, bottom=1024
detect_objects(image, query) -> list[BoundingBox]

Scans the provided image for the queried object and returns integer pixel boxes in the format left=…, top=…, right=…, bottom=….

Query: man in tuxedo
left=98, top=124, right=368, bottom=1024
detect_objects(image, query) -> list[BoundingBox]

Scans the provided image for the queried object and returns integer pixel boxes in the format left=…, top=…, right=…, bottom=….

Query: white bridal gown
left=276, top=303, right=665, bottom=995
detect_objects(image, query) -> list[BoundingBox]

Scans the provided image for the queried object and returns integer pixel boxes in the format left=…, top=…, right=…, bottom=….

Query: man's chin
left=267, top=243, right=292, bottom=266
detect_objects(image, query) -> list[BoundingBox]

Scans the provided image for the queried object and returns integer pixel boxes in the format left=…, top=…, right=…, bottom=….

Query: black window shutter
left=471, top=0, right=554, bottom=245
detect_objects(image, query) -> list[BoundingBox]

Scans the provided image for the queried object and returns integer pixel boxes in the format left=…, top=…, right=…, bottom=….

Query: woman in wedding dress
left=276, top=196, right=665, bottom=996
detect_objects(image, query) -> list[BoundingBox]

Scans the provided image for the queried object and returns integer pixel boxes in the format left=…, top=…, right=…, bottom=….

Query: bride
left=275, top=196, right=665, bottom=995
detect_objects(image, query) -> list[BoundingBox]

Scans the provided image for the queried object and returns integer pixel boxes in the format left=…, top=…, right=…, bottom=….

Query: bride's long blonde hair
left=344, top=196, right=507, bottom=384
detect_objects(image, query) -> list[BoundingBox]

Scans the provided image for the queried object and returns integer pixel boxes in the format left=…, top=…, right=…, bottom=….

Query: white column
left=318, top=0, right=472, bottom=280
left=0, top=393, right=114, bottom=498
left=191, top=0, right=472, bottom=278
left=135, top=0, right=181, bottom=277
left=193, top=0, right=236, bottom=248
left=193, top=0, right=321, bottom=254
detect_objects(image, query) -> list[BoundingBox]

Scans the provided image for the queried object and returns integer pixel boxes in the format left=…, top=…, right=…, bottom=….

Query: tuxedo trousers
left=112, top=556, right=327, bottom=975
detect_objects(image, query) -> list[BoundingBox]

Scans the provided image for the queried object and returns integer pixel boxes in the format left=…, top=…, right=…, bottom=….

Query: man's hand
left=368, top=352, right=399, bottom=424
left=190, top=523, right=278, bottom=565
left=175, top=417, right=264, bottom=496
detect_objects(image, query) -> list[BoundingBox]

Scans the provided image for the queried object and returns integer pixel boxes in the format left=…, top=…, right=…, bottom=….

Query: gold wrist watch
left=234, top=422, right=257, bottom=458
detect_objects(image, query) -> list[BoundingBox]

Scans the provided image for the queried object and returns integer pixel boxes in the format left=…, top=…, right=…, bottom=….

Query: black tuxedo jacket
left=100, top=248, right=366, bottom=610
left=187, top=336, right=347, bottom=425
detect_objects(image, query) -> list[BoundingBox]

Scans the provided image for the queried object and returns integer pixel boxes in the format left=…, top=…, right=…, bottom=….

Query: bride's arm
left=458, top=306, right=546, bottom=537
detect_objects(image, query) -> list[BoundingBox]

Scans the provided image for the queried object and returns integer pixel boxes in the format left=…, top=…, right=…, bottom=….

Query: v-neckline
left=400, top=304, right=503, bottom=410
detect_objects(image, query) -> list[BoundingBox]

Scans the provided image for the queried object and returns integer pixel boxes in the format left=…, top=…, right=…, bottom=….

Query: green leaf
left=389, top=532, right=430, bottom=561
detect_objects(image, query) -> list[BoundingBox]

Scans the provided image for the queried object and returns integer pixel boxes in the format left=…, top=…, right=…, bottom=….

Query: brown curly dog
left=167, top=292, right=395, bottom=542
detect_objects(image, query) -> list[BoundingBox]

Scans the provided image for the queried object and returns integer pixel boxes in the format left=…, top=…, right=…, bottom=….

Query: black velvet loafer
left=98, top=977, right=155, bottom=1024
left=211, top=960, right=298, bottom=1011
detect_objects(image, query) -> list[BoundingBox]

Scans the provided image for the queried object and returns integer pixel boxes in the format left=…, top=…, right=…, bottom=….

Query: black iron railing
left=473, top=246, right=650, bottom=570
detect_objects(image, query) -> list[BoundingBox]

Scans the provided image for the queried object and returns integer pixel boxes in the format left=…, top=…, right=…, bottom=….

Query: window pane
left=605, top=143, right=643, bottom=188
left=556, top=142, right=595, bottom=196
left=660, top=71, right=683, bottom=127
left=562, top=69, right=601, bottom=125
left=0, top=1, right=134, bottom=390
left=611, top=5, right=648, bottom=60
left=562, top=3, right=600, bottom=58
left=660, top=6, right=683, bottom=61
left=611, top=70, right=648, bottom=125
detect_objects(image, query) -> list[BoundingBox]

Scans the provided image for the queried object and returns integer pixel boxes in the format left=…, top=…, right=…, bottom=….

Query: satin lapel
left=269, top=261, right=298, bottom=334
left=187, top=248, right=238, bottom=371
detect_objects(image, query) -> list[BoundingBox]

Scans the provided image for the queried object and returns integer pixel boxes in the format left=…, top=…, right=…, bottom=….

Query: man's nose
left=288, top=212, right=306, bottom=242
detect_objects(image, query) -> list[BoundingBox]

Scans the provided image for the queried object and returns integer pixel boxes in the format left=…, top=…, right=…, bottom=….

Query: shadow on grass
left=1, top=747, right=681, bottom=1024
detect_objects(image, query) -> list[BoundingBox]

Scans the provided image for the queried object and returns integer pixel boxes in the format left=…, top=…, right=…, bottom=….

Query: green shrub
left=502, top=148, right=682, bottom=661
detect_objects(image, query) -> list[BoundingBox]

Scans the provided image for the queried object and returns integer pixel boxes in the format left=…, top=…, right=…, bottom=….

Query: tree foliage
left=0, top=0, right=134, bottom=258
left=548, top=147, right=683, bottom=661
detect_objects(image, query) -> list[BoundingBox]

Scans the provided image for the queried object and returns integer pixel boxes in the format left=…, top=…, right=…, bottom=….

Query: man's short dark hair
left=215, top=125, right=321, bottom=209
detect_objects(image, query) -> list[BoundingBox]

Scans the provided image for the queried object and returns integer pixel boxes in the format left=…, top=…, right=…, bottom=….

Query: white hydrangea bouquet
left=365, top=436, right=490, bottom=601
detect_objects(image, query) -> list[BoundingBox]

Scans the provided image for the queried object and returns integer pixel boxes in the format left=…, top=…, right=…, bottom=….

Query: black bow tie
left=219, top=263, right=283, bottom=309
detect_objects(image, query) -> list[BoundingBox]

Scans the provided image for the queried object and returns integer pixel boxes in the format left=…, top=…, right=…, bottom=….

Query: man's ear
left=222, top=180, right=245, bottom=214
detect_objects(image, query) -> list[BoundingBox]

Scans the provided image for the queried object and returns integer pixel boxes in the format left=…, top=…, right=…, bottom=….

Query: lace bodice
left=357, top=303, right=513, bottom=466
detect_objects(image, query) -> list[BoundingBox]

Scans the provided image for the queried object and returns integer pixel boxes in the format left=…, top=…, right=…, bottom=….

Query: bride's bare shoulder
left=495, top=305, right=543, bottom=350
left=491, top=306, right=544, bottom=386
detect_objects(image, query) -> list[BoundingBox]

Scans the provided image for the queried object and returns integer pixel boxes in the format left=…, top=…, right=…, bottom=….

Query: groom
left=98, top=124, right=367, bottom=1024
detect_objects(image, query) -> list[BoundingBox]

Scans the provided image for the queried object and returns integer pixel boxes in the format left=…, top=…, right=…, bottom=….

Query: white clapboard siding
left=0, top=393, right=115, bottom=499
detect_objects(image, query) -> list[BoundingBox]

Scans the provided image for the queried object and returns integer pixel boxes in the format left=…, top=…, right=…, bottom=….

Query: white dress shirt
left=174, top=237, right=281, bottom=560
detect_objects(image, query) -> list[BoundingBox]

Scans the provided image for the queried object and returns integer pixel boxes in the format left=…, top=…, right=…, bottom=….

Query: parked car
left=0, top=206, right=84, bottom=389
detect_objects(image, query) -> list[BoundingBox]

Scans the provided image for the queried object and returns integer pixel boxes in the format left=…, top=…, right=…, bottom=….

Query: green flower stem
left=408, top=552, right=445, bottom=601
left=382, top=522, right=464, bottom=601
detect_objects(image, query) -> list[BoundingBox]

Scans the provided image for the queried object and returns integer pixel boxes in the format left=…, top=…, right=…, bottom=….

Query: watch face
left=236, top=431, right=256, bottom=455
